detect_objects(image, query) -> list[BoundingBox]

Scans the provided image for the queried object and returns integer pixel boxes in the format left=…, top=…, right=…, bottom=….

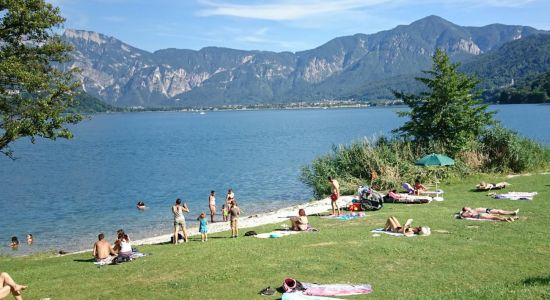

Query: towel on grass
left=302, top=283, right=373, bottom=296
left=282, top=292, right=340, bottom=300
left=371, top=228, right=408, bottom=237
left=493, top=192, right=537, bottom=200
left=320, top=213, right=367, bottom=220
left=93, top=252, right=148, bottom=266
left=255, top=228, right=317, bottom=239
left=454, top=214, right=498, bottom=221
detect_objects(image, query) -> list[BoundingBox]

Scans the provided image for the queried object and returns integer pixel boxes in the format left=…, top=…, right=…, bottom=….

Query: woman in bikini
left=225, top=188, right=235, bottom=215
left=208, top=190, right=216, bottom=223
left=459, top=207, right=519, bottom=221
left=384, top=216, right=422, bottom=236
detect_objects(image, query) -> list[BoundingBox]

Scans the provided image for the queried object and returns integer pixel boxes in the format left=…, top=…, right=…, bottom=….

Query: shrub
left=478, top=125, right=550, bottom=173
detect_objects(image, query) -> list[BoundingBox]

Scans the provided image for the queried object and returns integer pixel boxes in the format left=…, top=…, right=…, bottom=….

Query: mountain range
left=62, top=15, right=549, bottom=108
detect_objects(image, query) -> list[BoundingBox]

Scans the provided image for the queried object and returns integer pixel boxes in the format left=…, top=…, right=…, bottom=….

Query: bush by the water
left=301, top=127, right=550, bottom=197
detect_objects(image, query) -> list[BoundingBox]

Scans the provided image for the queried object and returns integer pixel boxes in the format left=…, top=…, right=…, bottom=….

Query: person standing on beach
left=225, top=188, right=235, bottom=213
left=197, top=212, right=208, bottom=242
left=172, top=198, right=190, bottom=244
left=229, top=202, right=241, bottom=238
left=208, top=190, right=216, bottom=222
left=328, top=176, right=341, bottom=216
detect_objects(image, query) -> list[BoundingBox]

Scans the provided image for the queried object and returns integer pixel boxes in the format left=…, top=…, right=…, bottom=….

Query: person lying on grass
left=384, top=216, right=429, bottom=236
left=0, top=272, right=27, bottom=300
left=476, top=182, right=509, bottom=190
left=289, top=208, right=309, bottom=231
left=459, top=207, right=519, bottom=222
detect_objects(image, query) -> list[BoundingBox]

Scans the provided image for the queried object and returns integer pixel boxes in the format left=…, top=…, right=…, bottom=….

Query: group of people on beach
left=172, top=188, right=241, bottom=244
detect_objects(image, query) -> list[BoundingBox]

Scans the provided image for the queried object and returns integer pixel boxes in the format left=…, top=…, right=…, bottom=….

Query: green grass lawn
left=2, top=174, right=549, bottom=299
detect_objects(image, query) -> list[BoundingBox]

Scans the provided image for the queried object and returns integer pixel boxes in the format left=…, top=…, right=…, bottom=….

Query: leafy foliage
left=66, top=92, right=122, bottom=114
left=487, top=72, right=550, bottom=104
left=393, top=49, right=495, bottom=156
left=478, top=125, right=550, bottom=173
left=0, top=0, right=81, bottom=158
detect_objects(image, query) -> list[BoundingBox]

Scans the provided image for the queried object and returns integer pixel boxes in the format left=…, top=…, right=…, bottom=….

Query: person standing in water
left=328, top=176, right=341, bottom=216
left=208, top=190, right=216, bottom=223
left=172, top=198, right=189, bottom=244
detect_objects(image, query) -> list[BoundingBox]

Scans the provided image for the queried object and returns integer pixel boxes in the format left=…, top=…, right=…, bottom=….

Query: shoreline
left=61, top=196, right=354, bottom=256
left=134, top=196, right=354, bottom=245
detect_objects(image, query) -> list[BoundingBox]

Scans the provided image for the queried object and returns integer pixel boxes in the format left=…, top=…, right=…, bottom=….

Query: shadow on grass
left=74, top=258, right=95, bottom=263
left=522, top=276, right=550, bottom=286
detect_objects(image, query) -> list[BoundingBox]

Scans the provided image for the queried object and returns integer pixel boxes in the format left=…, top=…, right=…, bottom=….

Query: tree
left=0, top=0, right=81, bottom=158
left=393, top=49, right=495, bottom=156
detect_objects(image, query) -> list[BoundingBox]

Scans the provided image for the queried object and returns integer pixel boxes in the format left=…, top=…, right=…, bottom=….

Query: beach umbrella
left=415, top=153, right=454, bottom=201
left=415, top=153, right=455, bottom=166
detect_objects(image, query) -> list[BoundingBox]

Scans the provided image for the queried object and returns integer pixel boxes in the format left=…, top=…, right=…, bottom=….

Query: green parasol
left=415, top=153, right=455, bottom=166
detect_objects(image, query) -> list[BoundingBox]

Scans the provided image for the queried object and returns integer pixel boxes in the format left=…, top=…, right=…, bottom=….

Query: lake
left=1, top=104, right=548, bottom=255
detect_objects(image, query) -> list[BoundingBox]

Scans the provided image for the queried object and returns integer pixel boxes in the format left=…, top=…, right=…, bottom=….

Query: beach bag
left=113, top=255, right=131, bottom=264
left=283, top=278, right=305, bottom=292
left=244, top=231, right=257, bottom=236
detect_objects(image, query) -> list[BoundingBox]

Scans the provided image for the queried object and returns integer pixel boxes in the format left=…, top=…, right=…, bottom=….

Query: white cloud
left=197, top=0, right=394, bottom=21
left=197, top=0, right=540, bottom=21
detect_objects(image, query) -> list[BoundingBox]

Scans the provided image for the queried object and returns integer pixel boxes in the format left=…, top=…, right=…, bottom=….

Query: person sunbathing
left=384, top=217, right=422, bottom=236
left=459, top=207, right=519, bottom=221
left=0, top=272, right=27, bottom=300
left=476, top=182, right=509, bottom=190
left=384, top=189, right=431, bottom=204
left=289, top=208, right=309, bottom=231
left=414, top=179, right=427, bottom=195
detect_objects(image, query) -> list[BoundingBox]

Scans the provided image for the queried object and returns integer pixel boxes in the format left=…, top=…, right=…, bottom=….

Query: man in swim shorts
left=328, top=176, right=341, bottom=216
left=93, top=233, right=117, bottom=263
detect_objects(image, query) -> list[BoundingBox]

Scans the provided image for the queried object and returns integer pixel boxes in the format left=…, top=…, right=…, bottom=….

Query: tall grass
left=301, top=127, right=550, bottom=197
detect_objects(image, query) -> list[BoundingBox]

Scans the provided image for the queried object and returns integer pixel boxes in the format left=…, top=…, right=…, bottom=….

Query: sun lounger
left=403, top=182, right=444, bottom=199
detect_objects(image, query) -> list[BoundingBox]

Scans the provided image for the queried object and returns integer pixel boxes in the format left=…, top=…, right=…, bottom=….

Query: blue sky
left=50, top=0, right=550, bottom=53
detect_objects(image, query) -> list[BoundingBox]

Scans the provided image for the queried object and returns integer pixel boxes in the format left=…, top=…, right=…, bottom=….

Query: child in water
left=27, top=234, right=33, bottom=245
left=221, top=204, right=229, bottom=222
left=197, top=212, right=208, bottom=242
left=10, top=236, right=19, bottom=249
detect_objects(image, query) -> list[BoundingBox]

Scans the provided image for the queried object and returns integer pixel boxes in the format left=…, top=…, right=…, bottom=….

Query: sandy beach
left=132, top=196, right=354, bottom=246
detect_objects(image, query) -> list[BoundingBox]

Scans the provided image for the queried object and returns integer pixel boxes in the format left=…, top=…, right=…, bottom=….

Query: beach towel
left=454, top=214, right=498, bottom=221
left=281, top=292, right=340, bottom=300
left=302, top=283, right=373, bottom=296
left=493, top=192, right=537, bottom=200
left=255, top=230, right=304, bottom=239
left=93, top=252, right=148, bottom=266
left=320, top=213, right=367, bottom=220
left=371, top=228, right=407, bottom=237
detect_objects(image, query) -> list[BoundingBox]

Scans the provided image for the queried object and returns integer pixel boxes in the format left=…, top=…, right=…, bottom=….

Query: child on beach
left=197, top=212, right=208, bottom=242
left=222, top=204, right=229, bottom=222
left=229, top=202, right=241, bottom=238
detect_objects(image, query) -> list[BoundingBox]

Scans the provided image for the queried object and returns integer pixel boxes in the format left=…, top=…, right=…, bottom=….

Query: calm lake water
left=1, top=104, right=548, bottom=255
